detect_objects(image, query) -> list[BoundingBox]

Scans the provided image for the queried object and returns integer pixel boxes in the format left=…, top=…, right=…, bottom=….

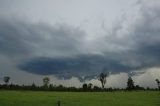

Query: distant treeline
left=0, top=83, right=158, bottom=92
left=1, top=74, right=159, bottom=92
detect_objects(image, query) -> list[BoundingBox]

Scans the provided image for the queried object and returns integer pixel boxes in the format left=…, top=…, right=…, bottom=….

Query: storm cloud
left=0, top=16, right=86, bottom=58
left=0, top=0, right=160, bottom=86
left=18, top=55, right=133, bottom=81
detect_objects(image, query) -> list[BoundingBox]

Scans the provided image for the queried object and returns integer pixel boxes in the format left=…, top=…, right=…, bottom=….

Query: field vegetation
left=0, top=90, right=159, bottom=106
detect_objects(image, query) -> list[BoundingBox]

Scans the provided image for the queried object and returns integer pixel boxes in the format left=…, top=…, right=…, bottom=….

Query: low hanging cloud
left=0, top=0, right=160, bottom=82
left=18, top=55, right=133, bottom=81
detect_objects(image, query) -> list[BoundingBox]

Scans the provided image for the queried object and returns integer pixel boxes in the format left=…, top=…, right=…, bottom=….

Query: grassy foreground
left=0, top=90, right=159, bottom=106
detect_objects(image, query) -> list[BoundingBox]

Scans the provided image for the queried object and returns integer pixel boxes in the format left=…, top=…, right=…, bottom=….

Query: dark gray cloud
left=0, top=16, right=85, bottom=57
left=0, top=17, right=31, bottom=56
left=18, top=55, right=132, bottom=81
left=1, top=0, right=160, bottom=82
left=123, top=0, right=160, bottom=68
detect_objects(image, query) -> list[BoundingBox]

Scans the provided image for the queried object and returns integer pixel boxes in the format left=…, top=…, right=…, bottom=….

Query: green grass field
left=0, top=90, right=159, bottom=106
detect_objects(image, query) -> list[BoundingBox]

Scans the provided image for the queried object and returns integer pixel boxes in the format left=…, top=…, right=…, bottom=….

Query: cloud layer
left=0, top=0, right=160, bottom=86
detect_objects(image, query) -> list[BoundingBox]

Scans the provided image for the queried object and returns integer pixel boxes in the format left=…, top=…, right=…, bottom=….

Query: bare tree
left=43, top=77, right=50, bottom=87
left=3, top=76, right=10, bottom=85
left=155, top=79, right=160, bottom=90
left=98, top=73, right=108, bottom=89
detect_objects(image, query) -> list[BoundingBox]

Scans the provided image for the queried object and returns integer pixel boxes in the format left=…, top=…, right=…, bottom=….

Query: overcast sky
left=0, top=0, right=160, bottom=88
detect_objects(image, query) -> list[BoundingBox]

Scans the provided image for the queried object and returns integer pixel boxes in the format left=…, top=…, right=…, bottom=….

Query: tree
left=82, top=83, right=88, bottom=91
left=43, top=77, right=50, bottom=87
left=93, top=86, right=100, bottom=90
left=3, top=76, right=10, bottom=85
left=155, top=79, right=160, bottom=90
left=98, top=73, right=108, bottom=89
left=31, top=83, right=36, bottom=90
left=88, top=83, right=93, bottom=90
left=127, top=77, right=134, bottom=90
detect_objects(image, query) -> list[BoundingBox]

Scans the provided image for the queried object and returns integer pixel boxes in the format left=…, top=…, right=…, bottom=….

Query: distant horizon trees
left=0, top=75, right=159, bottom=91
left=82, top=83, right=93, bottom=91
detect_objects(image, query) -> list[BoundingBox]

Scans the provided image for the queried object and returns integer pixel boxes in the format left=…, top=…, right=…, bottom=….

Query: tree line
left=0, top=73, right=160, bottom=91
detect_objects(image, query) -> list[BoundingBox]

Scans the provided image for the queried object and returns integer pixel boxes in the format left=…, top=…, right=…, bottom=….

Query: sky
left=0, top=0, right=160, bottom=88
